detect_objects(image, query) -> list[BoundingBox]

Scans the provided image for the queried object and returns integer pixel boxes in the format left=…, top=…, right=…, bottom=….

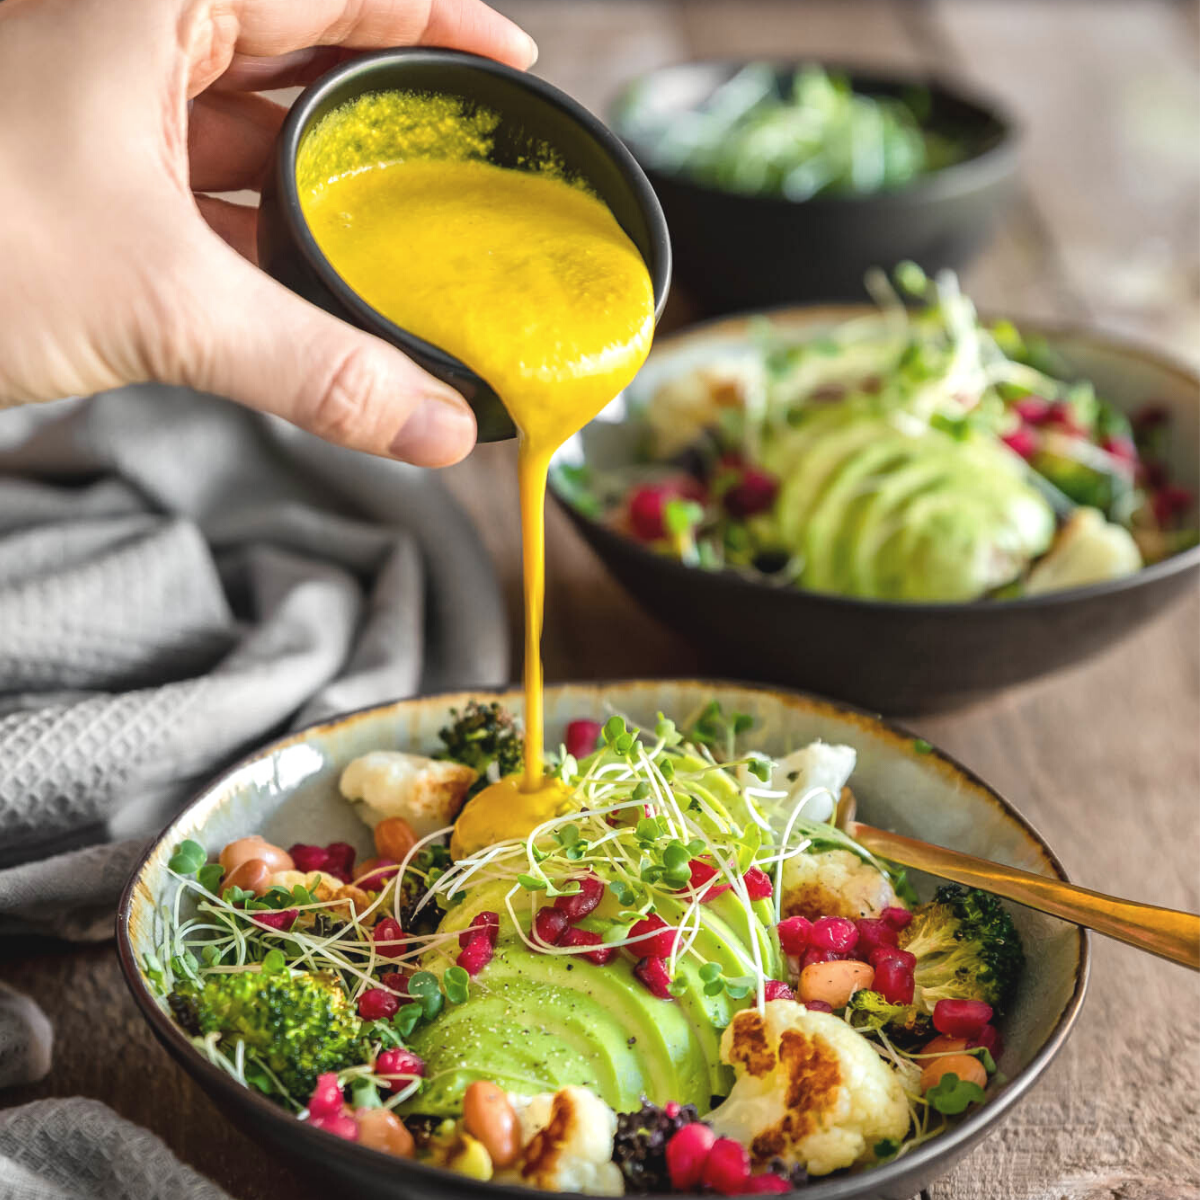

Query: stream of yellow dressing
left=299, top=93, right=654, bottom=847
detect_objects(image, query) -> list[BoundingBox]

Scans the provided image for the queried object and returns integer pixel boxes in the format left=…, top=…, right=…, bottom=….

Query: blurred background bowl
left=550, top=309, right=1200, bottom=714
left=611, top=61, right=1017, bottom=313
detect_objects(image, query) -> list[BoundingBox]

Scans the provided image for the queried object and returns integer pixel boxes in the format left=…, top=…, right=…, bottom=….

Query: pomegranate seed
left=702, top=1137, right=752, bottom=1195
left=881, top=906, right=913, bottom=930
left=456, top=933, right=494, bottom=976
left=803, top=999, right=833, bottom=1013
left=1044, top=400, right=1083, bottom=435
left=375, top=1048, right=425, bottom=1092
left=372, top=917, right=406, bottom=959
left=634, top=956, right=673, bottom=1000
left=323, top=842, right=356, bottom=875
left=665, top=1121, right=716, bottom=1191
left=356, top=859, right=398, bottom=890
left=763, top=980, right=795, bottom=1002
left=554, top=875, right=605, bottom=922
left=724, top=468, right=779, bottom=519
left=565, top=719, right=603, bottom=760
left=684, top=859, right=732, bottom=902
left=744, top=1175, right=790, bottom=1195
left=628, top=479, right=703, bottom=541
left=933, top=998, right=994, bottom=1038
left=664, top=1102, right=681, bottom=1119
left=379, top=972, right=409, bottom=996
left=776, top=916, right=811, bottom=955
left=855, top=918, right=898, bottom=953
left=1002, top=427, right=1038, bottom=460
left=970, top=1023, right=1004, bottom=1060
left=801, top=947, right=848, bottom=969
left=307, top=1073, right=344, bottom=1118
left=1154, top=484, right=1193, bottom=525
left=629, top=914, right=679, bottom=958
left=869, top=945, right=916, bottom=971
left=561, top=927, right=615, bottom=965
left=874, top=958, right=915, bottom=1005
left=742, top=866, right=773, bottom=901
left=458, top=911, right=500, bottom=948
left=289, top=844, right=330, bottom=873
left=1102, top=435, right=1138, bottom=464
left=310, top=1111, right=359, bottom=1141
left=358, top=987, right=400, bottom=1021
left=534, top=907, right=569, bottom=947
left=810, top=916, right=858, bottom=953
left=254, top=909, right=297, bottom=932
left=1012, top=396, right=1052, bottom=424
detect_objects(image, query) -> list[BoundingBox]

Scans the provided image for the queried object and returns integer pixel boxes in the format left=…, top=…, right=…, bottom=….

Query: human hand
left=0, top=0, right=537, bottom=465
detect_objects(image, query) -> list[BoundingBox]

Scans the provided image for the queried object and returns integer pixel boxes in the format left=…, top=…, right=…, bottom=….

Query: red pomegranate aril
left=873, top=958, right=915, bottom=1005
left=1154, top=484, right=1193, bottom=525
left=307, top=1072, right=344, bottom=1118
left=970, top=1023, right=1005, bottom=1060
left=742, top=866, right=773, bottom=901
left=375, top=1047, right=425, bottom=1091
left=628, top=480, right=702, bottom=541
left=289, top=843, right=331, bottom=873
left=254, top=909, right=297, bottom=932
left=763, top=980, right=795, bottom=1002
left=868, top=945, right=916, bottom=971
left=372, top=917, right=406, bottom=959
left=855, top=918, right=898, bottom=952
left=630, top=913, right=678, bottom=958
left=310, top=1111, right=359, bottom=1141
left=776, top=915, right=812, bottom=955
left=723, top=468, right=779, bottom=519
left=534, top=907, right=570, bottom=947
left=1001, top=427, right=1038, bottom=460
left=685, top=859, right=732, bottom=901
left=323, top=842, right=356, bottom=875
left=810, top=916, right=859, bottom=953
left=554, top=874, right=605, bottom=922
left=1044, top=400, right=1083, bottom=434
left=743, top=1174, right=790, bottom=1195
left=565, top=719, right=603, bottom=760
left=933, top=998, right=994, bottom=1038
left=803, top=999, right=833, bottom=1013
left=665, top=1121, right=717, bottom=1191
left=801, top=947, right=848, bottom=969
left=379, top=972, right=409, bottom=996
left=458, top=911, right=500, bottom=948
left=702, top=1137, right=752, bottom=1196
left=664, top=1102, right=681, bottom=1119
left=1102, top=435, right=1138, bottom=464
left=456, top=932, right=494, bottom=976
left=358, top=987, right=401, bottom=1021
left=634, top=956, right=674, bottom=1000
left=1012, top=396, right=1052, bottom=425
left=357, top=859, right=398, bottom=890
left=561, top=927, right=615, bottom=965
left=881, top=906, right=914, bottom=930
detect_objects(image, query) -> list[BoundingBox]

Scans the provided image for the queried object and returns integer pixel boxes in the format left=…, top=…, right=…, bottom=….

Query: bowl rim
left=117, top=678, right=1090, bottom=1200
left=273, top=46, right=673, bottom=393
left=608, top=57, right=1019, bottom=208
left=549, top=304, right=1200, bottom=614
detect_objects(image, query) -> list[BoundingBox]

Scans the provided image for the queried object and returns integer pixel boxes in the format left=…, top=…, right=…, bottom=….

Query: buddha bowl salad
left=149, top=701, right=1024, bottom=1195
left=555, top=266, right=1196, bottom=602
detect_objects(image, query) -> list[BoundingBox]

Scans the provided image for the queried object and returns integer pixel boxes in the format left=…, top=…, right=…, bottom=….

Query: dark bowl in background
left=259, top=48, right=672, bottom=442
left=610, top=61, right=1017, bottom=313
left=550, top=309, right=1200, bottom=714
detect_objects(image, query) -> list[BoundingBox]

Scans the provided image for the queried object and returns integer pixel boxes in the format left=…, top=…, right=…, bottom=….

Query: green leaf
left=201, top=944, right=223, bottom=967
left=686, top=838, right=707, bottom=856
left=408, top=971, right=444, bottom=1019
left=518, top=874, right=548, bottom=892
left=891, top=869, right=920, bottom=908
left=912, top=738, right=933, bottom=755
left=143, top=953, right=165, bottom=990
left=724, top=976, right=755, bottom=1000
left=369, top=1019, right=404, bottom=1048
left=662, top=842, right=690, bottom=871
left=557, top=824, right=581, bottom=848
left=603, top=715, right=627, bottom=745
left=197, top=863, right=225, bottom=895
left=290, top=884, right=314, bottom=907
left=261, top=886, right=294, bottom=910
left=698, top=962, right=723, bottom=983
left=654, top=714, right=682, bottom=746
left=873, top=1138, right=900, bottom=1160
left=631, top=782, right=651, bottom=803
left=663, top=498, right=704, bottom=537
left=703, top=979, right=727, bottom=997
left=245, top=1063, right=274, bottom=1095
left=393, top=1004, right=424, bottom=1038
left=667, top=975, right=689, bottom=998
left=610, top=880, right=636, bottom=907
left=747, top=754, right=772, bottom=783
left=443, top=966, right=471, bottom=1005
left=659, top=758, right=676, bottom=781
left=261, top=949, right=287, bottom=976
left=168, top=840, right=206, bottom=876
left=350, top=1078, right=382, bottom=1109
left=968, top=1046, right=998, bottom=1074
left=222, top=885, right=255, bottom=907
left=926, top=1072, right=986, bottom=1115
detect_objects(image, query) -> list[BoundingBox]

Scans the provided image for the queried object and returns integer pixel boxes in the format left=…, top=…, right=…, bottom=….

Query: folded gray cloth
left=0, top=385, right=509, bottom=1198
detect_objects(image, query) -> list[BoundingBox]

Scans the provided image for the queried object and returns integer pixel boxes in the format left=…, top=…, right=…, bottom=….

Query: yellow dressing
left=299, top=92, right=654, bottom=818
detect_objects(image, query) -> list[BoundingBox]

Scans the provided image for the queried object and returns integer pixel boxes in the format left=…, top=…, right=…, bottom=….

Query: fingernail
left=525, top=35, right=539, bottom=68
left=389, top=392, right=476, bottom=465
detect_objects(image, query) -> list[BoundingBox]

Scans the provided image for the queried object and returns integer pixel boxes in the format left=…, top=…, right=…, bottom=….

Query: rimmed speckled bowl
left=118, top=681, right=1087, bottom=1200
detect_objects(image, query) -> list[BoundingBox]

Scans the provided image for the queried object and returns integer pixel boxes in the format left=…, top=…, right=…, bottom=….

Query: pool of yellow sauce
left=300, top=93, right=654, bottom=851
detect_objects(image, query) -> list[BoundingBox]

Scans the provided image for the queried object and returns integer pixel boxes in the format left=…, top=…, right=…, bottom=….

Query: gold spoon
left=834, top=792, right=1200, bottom=970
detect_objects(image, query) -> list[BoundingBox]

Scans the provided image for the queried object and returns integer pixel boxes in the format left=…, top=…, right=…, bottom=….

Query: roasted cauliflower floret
left=499, top=1086, right=624, bottom=1195
left=769, top=741, right=856, bottom=826
left=781, top=848, right=900, bottom=921
left=709, top=1002, right=909, bottom=1176
left=647, top=358, right=766, bottom=458
left=339, top=751, right=475, bottom=838
left=1025, top=507, right=1142, bottom=595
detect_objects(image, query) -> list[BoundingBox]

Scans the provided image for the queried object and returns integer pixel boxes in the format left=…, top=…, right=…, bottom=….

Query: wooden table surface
left=3, top=2, right=1198, bottom=1199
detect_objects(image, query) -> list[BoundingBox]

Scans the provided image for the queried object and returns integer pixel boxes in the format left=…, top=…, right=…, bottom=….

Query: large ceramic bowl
left=610, top=62, right=1016, bottom=311
left=118, top=681, right=1087, bottom=1200
left=549, top=312, right=1200, bottom=713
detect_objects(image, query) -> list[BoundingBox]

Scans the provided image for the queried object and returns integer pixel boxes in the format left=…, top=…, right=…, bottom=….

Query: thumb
left=174, top=248, right=477, bottom=466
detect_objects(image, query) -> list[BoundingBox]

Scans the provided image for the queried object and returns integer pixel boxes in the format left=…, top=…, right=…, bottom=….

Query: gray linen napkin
left=0, top=384, right=509, bottom=1198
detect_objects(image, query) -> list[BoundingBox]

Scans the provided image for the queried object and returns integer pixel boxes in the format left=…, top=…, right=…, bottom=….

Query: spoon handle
left=849, top=821, right=1200, bottom=971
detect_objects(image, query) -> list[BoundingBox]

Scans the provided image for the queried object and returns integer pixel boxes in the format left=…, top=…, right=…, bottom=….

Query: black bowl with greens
left=611, top=61, right=1016, bottom=311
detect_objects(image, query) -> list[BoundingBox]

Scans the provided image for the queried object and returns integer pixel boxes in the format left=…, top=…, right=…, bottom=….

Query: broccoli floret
left=436, top=701, right=523, bottom=795
left=169, top=969, right=366, bottom=1101
left=845, top=990, right=930, bottom=1044
left=899, top=885, right=1025, bottom=1015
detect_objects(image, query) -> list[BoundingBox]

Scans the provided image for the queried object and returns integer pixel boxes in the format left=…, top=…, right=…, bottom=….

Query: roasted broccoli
left=899, top=885, right=1024, bottom=1015
left=169, top=969, right=366, bottom=1101
left=844, top=990, right=930, bottom=1043
left=436, top=700, right=522, bottom=795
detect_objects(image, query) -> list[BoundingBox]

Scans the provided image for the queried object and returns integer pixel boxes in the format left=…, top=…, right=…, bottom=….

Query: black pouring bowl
left=259, top=48, right=672, bottom=441
left=609, top=61, right=1017, bottom=312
